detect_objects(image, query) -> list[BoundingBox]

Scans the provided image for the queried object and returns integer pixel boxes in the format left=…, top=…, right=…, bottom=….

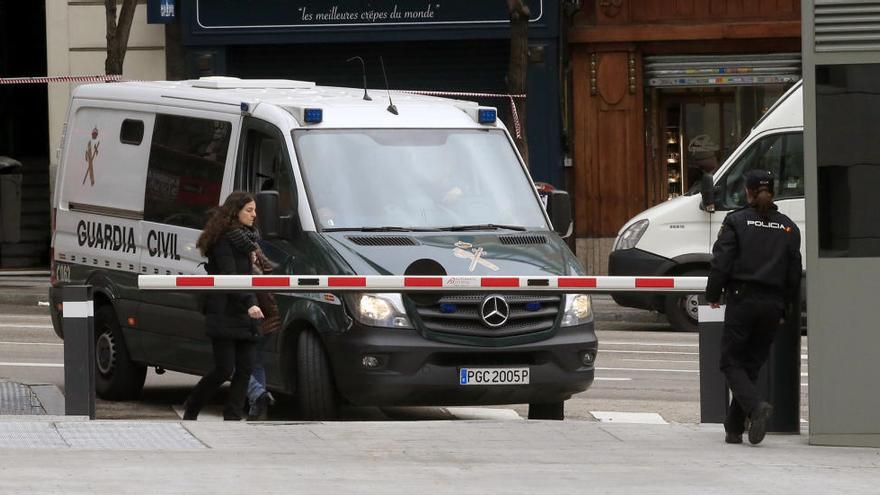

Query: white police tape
left=138, top=275, right=708, bottom=293
left=397, top=90, right=526, bottom=139
left=0, top=75, right=122, bottom=85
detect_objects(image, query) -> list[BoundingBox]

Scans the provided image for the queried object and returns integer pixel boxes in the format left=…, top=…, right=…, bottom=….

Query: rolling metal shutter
left=644, top=53, right=801, bottom=88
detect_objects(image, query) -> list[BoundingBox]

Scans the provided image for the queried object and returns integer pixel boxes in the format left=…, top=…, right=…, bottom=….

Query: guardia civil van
left=49, top=77, right=596, bottom=420
left=609, top=81, right=805, bottom=332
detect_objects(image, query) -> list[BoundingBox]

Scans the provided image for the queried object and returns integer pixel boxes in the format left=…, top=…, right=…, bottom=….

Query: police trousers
left=719, top=293, right=785, bottom=434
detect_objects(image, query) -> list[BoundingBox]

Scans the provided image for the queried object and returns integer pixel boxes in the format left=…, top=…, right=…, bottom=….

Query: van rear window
left=144, top=114, right=230, bottom=229
left=120, top=119, right=144, bottom=145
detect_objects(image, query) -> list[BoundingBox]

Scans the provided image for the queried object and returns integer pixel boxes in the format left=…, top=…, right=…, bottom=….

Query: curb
left=30, top=384, right=66, bottom=416
left=0, top=290, right=49, bottom=307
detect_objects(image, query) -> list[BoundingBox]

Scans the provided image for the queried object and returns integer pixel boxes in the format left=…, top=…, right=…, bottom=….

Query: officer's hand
left=710, top=302, right=721, bottom=309
left=248, top=305, right=264, bottom=319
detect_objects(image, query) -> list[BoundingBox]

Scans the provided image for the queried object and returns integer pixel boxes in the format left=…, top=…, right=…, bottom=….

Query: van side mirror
left=700, top=174, right=715, bottom=213
left=546, top=190, right=573, bottom=237
left=256, top=191, right=280, bottom=238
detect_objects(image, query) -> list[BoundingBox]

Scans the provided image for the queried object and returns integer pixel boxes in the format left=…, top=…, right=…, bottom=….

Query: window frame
left=716, top=131, right=804, bottom=210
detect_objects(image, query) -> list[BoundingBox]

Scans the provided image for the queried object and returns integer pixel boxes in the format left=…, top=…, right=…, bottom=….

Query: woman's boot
left=182, top=398, right=201, bottom=420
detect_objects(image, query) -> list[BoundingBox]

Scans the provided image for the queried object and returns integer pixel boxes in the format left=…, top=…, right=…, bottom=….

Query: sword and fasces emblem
left=83, top=127, right=100, bottom=186
left=453, top=241, right=500, bottom=272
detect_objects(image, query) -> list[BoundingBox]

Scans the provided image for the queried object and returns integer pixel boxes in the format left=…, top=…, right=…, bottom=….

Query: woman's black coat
left=203, top=235, right=258, bottom=341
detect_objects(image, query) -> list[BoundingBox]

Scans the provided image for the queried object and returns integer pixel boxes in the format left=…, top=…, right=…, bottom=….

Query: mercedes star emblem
left=480, top=294, right=510, bottom=328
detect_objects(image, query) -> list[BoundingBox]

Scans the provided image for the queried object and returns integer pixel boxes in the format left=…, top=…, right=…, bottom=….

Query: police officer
left=706, top=169, right=802, bottom=445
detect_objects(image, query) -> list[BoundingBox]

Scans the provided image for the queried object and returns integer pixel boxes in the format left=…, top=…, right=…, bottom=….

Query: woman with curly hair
left=183, top=191, right=264, bottom=420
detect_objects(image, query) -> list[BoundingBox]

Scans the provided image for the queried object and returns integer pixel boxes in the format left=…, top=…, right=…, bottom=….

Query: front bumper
left=324, top=322, right=597, bottom=407
left=607, top=248, right=673, bottom=311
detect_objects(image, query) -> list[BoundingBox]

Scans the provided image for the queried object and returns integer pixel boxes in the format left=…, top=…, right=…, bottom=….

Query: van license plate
left=459, top=368, right=529, bottom=385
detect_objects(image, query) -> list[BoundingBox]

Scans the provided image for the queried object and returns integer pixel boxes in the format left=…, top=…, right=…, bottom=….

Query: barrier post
left=699, top=299, right=802, bottom=432
left=62, top=285, right=95, bottom=418
left=759, top=292, right=802, bottom=433
left=698, top=304, right=728, bottom=423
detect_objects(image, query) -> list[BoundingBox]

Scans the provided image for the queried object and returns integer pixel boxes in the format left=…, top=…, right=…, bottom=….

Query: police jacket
left=706, top=204, right=802, bottom=304
left=203, top=236, right=259, bottom=341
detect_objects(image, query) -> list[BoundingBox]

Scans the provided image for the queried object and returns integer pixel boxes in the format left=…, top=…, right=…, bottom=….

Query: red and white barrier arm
left=138, top=275, right=707, bottom=293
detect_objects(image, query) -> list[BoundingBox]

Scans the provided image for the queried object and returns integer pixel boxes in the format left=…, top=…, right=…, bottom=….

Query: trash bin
left=0, top=156, right=23, bottom=244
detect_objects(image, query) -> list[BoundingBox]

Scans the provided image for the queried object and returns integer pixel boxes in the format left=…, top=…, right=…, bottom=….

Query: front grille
left=412, top=294, right=561, bottom=338
left=499, top=235, right=547, bottom=245
left=346, top=236, right=419, bottom=246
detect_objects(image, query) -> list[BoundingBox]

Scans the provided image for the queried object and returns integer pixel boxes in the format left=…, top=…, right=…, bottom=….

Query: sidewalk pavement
left=0, top=379, right=877, bottom=493
left=0, top=406, right=877, bottom=494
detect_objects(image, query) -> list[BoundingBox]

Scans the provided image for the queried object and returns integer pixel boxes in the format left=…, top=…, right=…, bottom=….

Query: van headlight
left=561, top=294, right=593, bottom=327
left=614, top=219, right=649, bottom=250
left=347, top=293, right=413, bottom=329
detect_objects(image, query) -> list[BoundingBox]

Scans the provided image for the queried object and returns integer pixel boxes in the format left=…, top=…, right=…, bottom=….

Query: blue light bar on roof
left=304, top=108, right=323, bottom=124
left=478, top=108, right=497, bottom=124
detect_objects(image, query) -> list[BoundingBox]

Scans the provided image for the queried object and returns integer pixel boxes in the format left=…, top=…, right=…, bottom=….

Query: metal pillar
left=758, top=296, right=801, bottom=433
left=62, top=285, right=95, bottom=418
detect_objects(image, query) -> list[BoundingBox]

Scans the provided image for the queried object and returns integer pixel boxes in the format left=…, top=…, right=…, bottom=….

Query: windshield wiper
left=323, top=226, right=442, bottom=232
left=439, top=224, right=528, bottom=232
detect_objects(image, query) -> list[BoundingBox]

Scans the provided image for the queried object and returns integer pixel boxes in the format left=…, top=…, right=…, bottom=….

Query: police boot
left=748, top=402, right=774, bottom=445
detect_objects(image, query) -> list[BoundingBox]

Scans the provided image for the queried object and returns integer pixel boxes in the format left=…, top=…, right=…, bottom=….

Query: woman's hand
left=248, top=305, right=264, bottom=319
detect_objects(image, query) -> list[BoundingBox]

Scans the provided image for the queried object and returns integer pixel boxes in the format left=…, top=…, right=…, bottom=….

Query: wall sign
left=194, top=0, right=543, bottom=30
left=147, top=0, right=176, bottom=24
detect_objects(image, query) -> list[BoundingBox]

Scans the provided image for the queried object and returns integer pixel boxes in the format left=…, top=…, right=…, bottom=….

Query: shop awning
left=644, top=53, right=801, bottom=88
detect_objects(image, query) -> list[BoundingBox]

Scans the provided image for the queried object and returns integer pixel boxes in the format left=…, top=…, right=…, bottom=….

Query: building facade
left=568, top=0, right=801, bottom=273
left=167, top=0, right=567, bottom=188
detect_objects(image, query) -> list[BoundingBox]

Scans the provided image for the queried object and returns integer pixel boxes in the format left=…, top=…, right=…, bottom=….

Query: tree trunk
left=507, top=0, right=530, bottom=166
left=105, top=0, right=138, bottom=75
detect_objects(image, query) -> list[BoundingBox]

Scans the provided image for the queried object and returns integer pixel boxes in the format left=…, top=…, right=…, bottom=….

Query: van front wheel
left=296, top=330, right=338, bottom=420
left=94, top=305, right=147, bottom=400
left=663, top=269, right=708, bottom=332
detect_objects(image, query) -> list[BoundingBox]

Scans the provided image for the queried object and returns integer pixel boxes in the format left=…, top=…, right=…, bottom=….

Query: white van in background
left=608, top=81, right=805, bottom=331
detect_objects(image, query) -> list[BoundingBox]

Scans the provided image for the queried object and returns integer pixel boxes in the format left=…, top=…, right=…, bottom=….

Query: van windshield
left=292, top=129, right=549, bottom=231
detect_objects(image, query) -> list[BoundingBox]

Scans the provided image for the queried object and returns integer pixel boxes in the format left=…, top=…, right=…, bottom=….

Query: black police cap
left=745, top=169, right=774, bottom=193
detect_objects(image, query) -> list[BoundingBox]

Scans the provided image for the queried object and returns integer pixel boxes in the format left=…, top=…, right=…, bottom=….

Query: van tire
left=663, top=268, right=709, bottom=332
left=296, top=330, right=337, bottom=420
left=528, top=401, right=564, bottom=420
left=94, top=305, right=147, bottom=400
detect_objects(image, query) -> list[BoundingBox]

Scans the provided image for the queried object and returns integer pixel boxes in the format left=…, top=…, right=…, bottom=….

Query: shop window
left=720, top=132, right=803, bottom=209
left=144, top=114, right=231, bottom=229
left=817, top=64, right=880, bottom=258
left=649, top=85, right=792, bottom=203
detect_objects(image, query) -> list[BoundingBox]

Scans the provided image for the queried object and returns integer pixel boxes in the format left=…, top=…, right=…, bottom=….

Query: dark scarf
left=225, top=226, right=259, bottom=254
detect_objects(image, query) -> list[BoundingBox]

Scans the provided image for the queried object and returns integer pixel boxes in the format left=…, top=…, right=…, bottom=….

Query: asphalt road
left=0, top=305, right=809, bottom=423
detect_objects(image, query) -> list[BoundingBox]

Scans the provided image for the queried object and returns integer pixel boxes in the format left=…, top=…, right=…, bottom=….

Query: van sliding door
left=136, top=111, right=241, bottom=373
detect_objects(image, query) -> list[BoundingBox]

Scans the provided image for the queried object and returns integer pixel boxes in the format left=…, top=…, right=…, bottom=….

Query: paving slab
left=0, top=420, right=877, bottom=494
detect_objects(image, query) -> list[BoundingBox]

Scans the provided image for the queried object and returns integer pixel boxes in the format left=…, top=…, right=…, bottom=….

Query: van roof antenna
left=380, top=56, right=398, bottom=116
left=346, top=56, right=372, bottom=101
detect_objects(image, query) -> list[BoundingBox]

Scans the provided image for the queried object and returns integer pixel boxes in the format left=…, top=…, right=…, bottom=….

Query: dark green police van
left=49, top=78, right=597, bottom=420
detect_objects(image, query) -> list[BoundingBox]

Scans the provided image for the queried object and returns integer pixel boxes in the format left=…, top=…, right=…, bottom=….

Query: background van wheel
left=528, top=401, right=564, bottom=420
left=663, top=269, right=708, bottom=332
left=296, top=330, right=337, bottom=420
left=94, top=305, right=146, bottom=400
